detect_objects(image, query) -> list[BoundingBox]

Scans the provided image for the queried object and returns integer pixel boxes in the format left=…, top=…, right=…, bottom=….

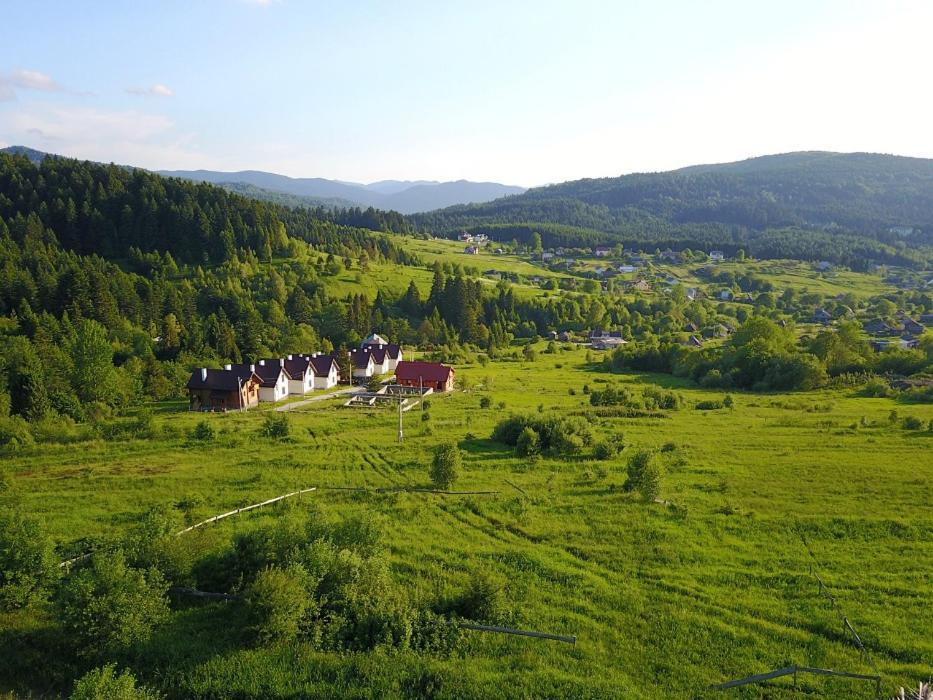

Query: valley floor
left=2, top=347, right=932, bottom=698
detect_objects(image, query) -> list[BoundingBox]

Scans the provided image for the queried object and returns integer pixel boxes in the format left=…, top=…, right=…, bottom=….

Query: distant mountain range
left=0, top=146, right=525, bottom=214
left=156, top=169, right=525, bottom=214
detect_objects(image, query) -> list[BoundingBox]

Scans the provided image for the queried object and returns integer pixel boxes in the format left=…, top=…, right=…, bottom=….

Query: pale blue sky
left=1, top=1, right=931, bottom=185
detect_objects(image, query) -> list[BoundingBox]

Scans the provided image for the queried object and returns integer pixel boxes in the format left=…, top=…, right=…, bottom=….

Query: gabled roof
left=236, top=359, right=290, bottom=387
left=309, top=354, right=338, bottom=377
left=395, top=360, right=453, bottom=383
left=186, top=367, right=259, bottom=391
left=283, top=355, right=311, bottom=379
left=361, top=333, right=389, bottom=347
left=349, top=349, right=375, bottom=369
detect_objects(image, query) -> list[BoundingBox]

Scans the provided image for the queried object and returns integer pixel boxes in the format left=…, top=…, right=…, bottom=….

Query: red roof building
left=394, top=360, right=455, bottom=392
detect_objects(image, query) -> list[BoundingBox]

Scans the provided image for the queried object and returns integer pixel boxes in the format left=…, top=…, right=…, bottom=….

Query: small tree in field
left=515, top=427, right=540, bottom=458
left=259, top=413, right=290, bottom=439
left=624, top=449, right=662, bottom=502
left=70, top=664, right=162, bottom=700
left=430, top=442, right=462, bottom=490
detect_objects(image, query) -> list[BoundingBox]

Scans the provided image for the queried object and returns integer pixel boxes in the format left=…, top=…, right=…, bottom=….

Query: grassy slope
left=2, top=347, right=931, bottom=698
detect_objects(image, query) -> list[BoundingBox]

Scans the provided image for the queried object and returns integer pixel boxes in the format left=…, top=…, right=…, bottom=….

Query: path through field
left=275, top=386, right=364, bottom=411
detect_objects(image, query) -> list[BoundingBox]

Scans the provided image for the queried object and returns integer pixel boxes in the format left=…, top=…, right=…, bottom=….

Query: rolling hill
left=413, top=151, right=933, bottom=266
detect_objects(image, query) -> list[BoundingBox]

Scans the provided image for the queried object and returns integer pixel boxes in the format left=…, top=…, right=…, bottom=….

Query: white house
left=709, top=250, right=725, bottom=262
left=361, top=333, right=389, bottom=347
left=283, top=355, right=316, bottom=395
left=719, top=289, right=733, bottom=300
left=309, top=353, right=340, bottom=389
left=541, top=251, right=555, bottom=261
left=617, top=264, right=636, bottom=273
left=249, top=359, right=291, bottom=402
left=594, top=246, right=612, bottom=257
left=350, top=349, right=376, bottom=379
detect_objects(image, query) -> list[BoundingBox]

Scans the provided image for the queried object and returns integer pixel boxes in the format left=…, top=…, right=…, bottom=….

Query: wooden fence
left=714, top=664, right=881, bottom=696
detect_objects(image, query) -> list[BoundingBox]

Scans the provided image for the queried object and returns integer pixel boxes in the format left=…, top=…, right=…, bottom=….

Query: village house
left=284, top=354, right=317, bottom=395
left=186, top=366, right=260, bottom=412
left=812, top=308, right=833, bottom=324
left=464, top=245, right=479, bottom=255
left=659, top=248, right=682, bottom=262
left=591, top=336, right=628, bottom=350
left=618, top=264, right=637, bottom=274
left=360, top=334, right=404, bottom=371
left=709, top=250, right=725, bottom=262
left=541, top=251, right=555, bottom=261
left=244, top=359, right=291, bottom=402
left=863, top=319, right=896, bottom=336
left=628, top=280, right=651, bottom=293
left=350, top=349, right=377, bottom=379
left=903, top=318, right=925, bottom=335
left=458, top=232, right=473, bottom=242
left=309, top=353, right=341, bottom=389
left=594, top=246, right=612, bottom=257
left=395, top=360, right=455, bottom=392
left=816, top=261, right=833, bottom=271
left=558, top=330, right=573, bottom=342
left=687, top=335, right=704, bottom=347
left=719, top=289, right=733, bottom=301
left=686, top=287, right=699, bottom=301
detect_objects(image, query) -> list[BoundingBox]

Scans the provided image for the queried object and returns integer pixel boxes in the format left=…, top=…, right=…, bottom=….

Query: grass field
left=2, top=345, right=931, bottom=698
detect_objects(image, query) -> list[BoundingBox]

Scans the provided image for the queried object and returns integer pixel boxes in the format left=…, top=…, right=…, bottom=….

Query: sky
left=1, top=0, right=932, bottom=187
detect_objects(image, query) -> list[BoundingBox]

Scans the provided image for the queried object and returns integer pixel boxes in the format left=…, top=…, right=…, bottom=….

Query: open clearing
left=2, top=346, right=931, bottom=697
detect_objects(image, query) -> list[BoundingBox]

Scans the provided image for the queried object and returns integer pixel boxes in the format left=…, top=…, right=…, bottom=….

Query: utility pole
left=419, top=375, right=423, bottom=411
left=397, top=392, right=404, bottom=443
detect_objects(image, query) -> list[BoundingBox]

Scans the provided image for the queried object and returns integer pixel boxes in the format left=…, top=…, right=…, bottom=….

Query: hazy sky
left=1, top=0, right=931, bottom=186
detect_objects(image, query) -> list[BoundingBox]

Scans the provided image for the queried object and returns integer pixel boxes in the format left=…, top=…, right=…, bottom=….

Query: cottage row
left=186, top=353, right=342, bottom=412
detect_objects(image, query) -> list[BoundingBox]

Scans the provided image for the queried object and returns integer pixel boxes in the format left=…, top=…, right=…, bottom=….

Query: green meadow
left=3, top=346, right=931, bottom=698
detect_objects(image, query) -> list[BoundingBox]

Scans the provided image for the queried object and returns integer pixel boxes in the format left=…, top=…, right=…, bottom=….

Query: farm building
left=186, top=366, right=260, bottom=412
left=395, top=361, right=455, bottom=392
left=709, top=250, right=725, bottom=262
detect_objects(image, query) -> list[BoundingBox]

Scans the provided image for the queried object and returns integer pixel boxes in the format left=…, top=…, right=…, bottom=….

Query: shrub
left=70, top=664, right=163, bottom=700
left=259, top=413, right=290, bottom=439
left=56, top=551, right=169, bottom=657
left=643, top=386, right=683, bottom=410
left=695, top=399, right=724, bottom=410
left=515, top=427, right=540, bottom=457
left=191, top=420, right=215, bottom=441
left=0, top=508, right=60, bottom=610
left=902, top=416, right=924, bottom=430
left=246, top=564, right=318, bottom=645
left=479, top=396, right=491, bottom=409
left=449, top=571, right=505, bottom=623
left=582, top=384, right=590, bottom=395
left=862, top=377, right=893, bottom=398
left=659, top=441, right=677, bottom=453
left=568, top=387, right=576, bottom=396
left=624, top=449, right=662, bottom=501
left=492, top=414, right=593, bottom=455
left=430, top=442, right=462, bottom=490
left=593, top=434, right=624, bottom=460
left=122, top=506, right=195, bottom=585
left=421, top=411, right=431, bottom=422
left=723, top=394, right=734, bottom=409
left=0, top=416, right=34, bottom=450
left=589, top=385, right=632, bottom=407
left=422, top=399, right=432, bottom=410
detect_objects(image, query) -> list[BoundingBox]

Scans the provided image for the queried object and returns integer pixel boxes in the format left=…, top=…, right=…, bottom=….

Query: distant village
left=186, top=333, right=455, bottom=412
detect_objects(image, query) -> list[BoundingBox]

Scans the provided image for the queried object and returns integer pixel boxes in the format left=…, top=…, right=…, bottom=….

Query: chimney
left=200, top=368, right=208, bottom=381
left=379, top=344, right=383, bottom=350
left=259, top=359, right=265, bottom=366
left=287, top=354, right=293, bottom=360
left=280, top=358, right=285, bottom=367
left=249, top=364, right=255, bottom=372
left=224, top=363, right=232, bottom=370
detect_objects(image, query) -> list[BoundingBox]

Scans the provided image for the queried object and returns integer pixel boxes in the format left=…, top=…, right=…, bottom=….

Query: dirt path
left=275, top=386, right=364, bottom=411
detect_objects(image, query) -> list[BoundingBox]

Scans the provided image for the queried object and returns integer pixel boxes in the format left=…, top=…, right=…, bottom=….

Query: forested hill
left=413, top=152, right=933, bottom=267
left=0, top=152, right=413, bottom=264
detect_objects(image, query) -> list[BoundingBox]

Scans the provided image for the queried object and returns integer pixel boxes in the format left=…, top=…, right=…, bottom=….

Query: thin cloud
left=127, top=83, right=174, bottom=97
left=0, top=68, right=64, bottom=100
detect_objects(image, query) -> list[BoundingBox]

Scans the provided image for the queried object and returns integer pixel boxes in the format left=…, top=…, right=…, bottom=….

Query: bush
left=0, top=415, right=34, bottom=450
left=592, top=433, right=625, bottom=460
left=259, top=413, right=290, bottom=439
left=56, top=551, right=169, bottom=657
left=491, top=414, right=593, bottom=455
left=862, top=377, right=893, bottom=398
left=479, top=396, right=491, bottom=409
left=70, top=664, right=163, bottom=700
left=624, top=449, right=662, bottom=501
left=246, top=564, right=318, bottom=645
left=122, top=506, right=195, bottom=585
left=695, top=399, right=724, bottom=410
left=902, top=416, right=924, bottom=430
left=191, top=420, right=215, bottom=441
left=421, top=411, right=431, bottom=422
left=515, top=427, right=540, bottom=458
left=0, top=508, right=60, bottom=610
left=449, top=571, right=506, bottom=623
left=589, top=385, right=632, bottom=407
left=430, top=442, right=462, bottom=490
left=421, top=399, right=432, bottom=410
